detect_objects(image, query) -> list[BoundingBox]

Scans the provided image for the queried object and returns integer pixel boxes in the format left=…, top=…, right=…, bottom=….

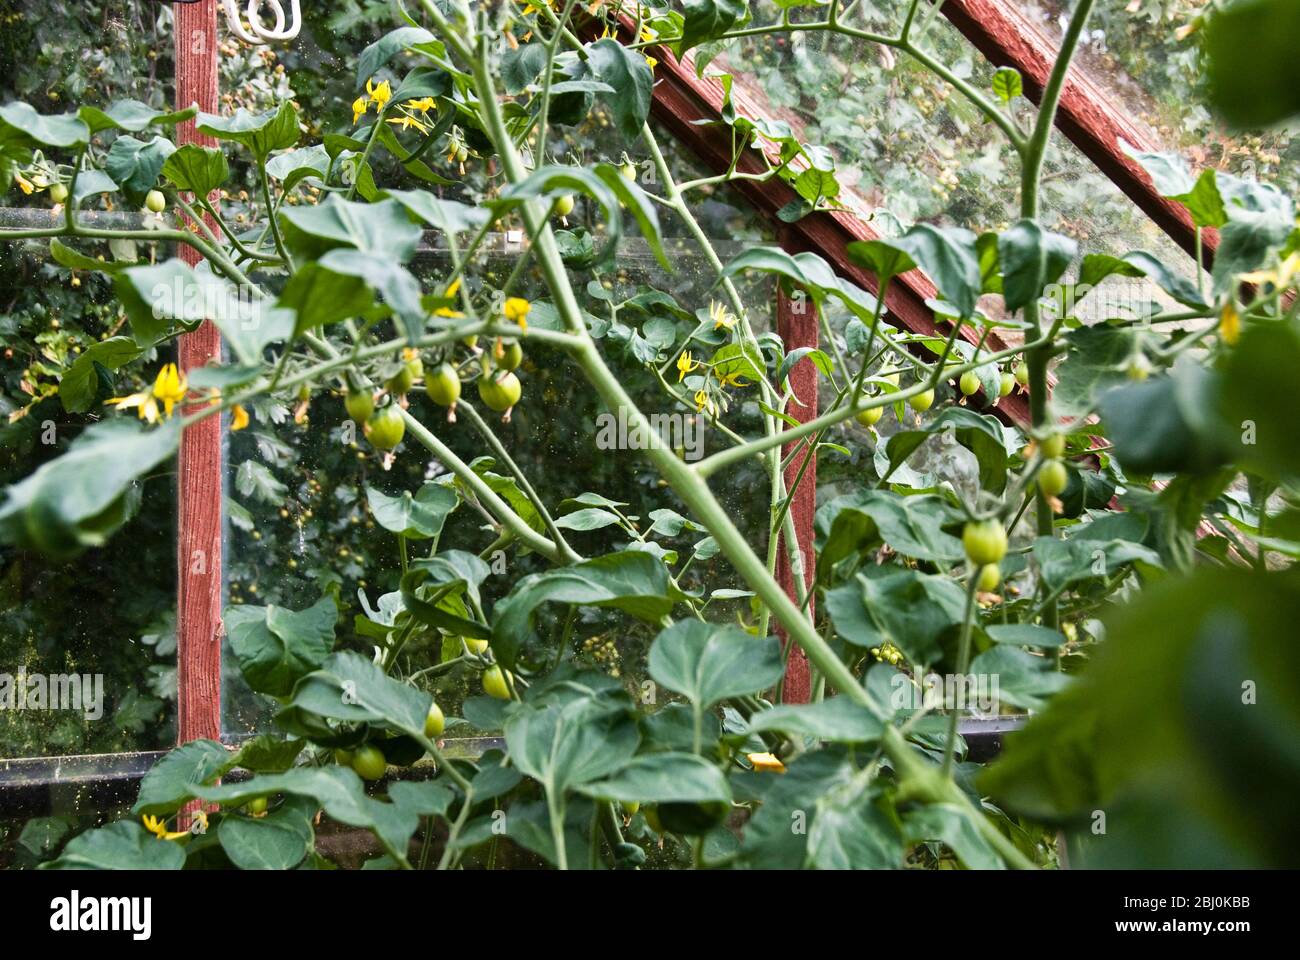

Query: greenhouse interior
left=0, top=0, right=1296, bottom=897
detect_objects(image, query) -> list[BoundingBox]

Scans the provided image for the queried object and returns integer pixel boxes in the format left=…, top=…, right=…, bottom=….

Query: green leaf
left=814, top=490, right=965, bottom=565
left=554, top=507, right=623, bottom=531
left=892, top=223, right=982, bottom=318
left=807, top=782, right=902, bottom=869
left=902, top=803, right=1003, bottom=869
left=218, top=799, right=315, bottom=870
left=1205, top=0, right=1300, bottom=128
left=59, top=336, right=142, bottom=413
left=584, top=39, right=654, bottom=141
left=1052, top=325, right=1139, bottom=418
left=491, top=551, right=676, bottom=670
left=385, top=188, right=491, bottom=237
left=1218, top=320, right=1300, bottom=479
left=997, top=219, right=1077, bottom=313
left=357, top=27, right=437, bottom=85
left=0, top=102, right=89, bottom=149
left=133, top=739, right=233, bottom=817
left=284, top=650, right=433, bottom=739
left=41, top=822, right=185, bottom=870
left=0, top=418, right=180, bottom=559
left=78, top=100, right=195, bottom=134
left=366, top=482, right=458, bottom=539
left=1099, top=362, right=1228, bottom=475
left=266, top=143, right=331, bottom=192
left=1122, top=251, right=1208, bottom=309
left=883, top=407, right=1009, bottom=493
left=318, top=249, right=425, bottom=343
left=162, top=143, right=230, bottom=196
left=825, top=568, right=967, bottom=665
left=224, top=596, right=337, bottom=698
left=845, top=238, right=916, bottom=286
left=505, top=697, right=640, bottom=795
left=990, top=66, right=1023, bottom=103
left=970, top=646, right=1070, bottom=710
left=577, top=752, right=731, bottom=804
left=680, top=0, right=749, bottom=55
left=985, top=624, right=1069, bottom=648
left=648, top=620, right=784, bottom=709
left=721, top=246, right=879, bottom=322
left=104, top=135, right=175, bottom=199
left=280, top=195, right=422, bottom=262
left=1030, top=534, right=1162, bottom=593
left=70, top=170, right=118, bottom=207
left=276, top=262, right=376, bottom=335
left=197, top=101, right=299, bottom=160
left=742, top=698, right=884, bottom=742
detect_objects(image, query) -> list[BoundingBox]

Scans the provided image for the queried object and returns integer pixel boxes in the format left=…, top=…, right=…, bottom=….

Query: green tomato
left=554, top=193, right=575, bottom=217
left=620, top=161, right=638, bottom=182
left=643, top=805, right=664, bottom=834
left=496, top=339, right=523, bottom=372
left=1037, top=459, right=1069, bottom=497
left=344, top=389, right=375, bottom=423
left=1013, top=361, right=1030, bottom=387
left=999, top=372, right=1015, bottom=397
left=145, top=189, right=166, bottom=213
left=424, top=701, right=445, bottom=738
left=1126, top=355, right=1151, bottom=381
left=959, top=370, right=981, bottom=396
left=976, top=563, right=1001, bottom=592
left=246, top=796, right=268, bottom=816
left=962, top=519, right=1008, bottom=567
left=426, top=363, right=462, bottom=407
left=908, top=388, right=935, bottom=412
left=385, top=363, right=415, bottom=397
left=351, top=744, right=387, bottom=781
left=621, top=800, right=641, bottom=817
left=1039, top=433, right=1066, bottom=459
left=49, top=182, right=68, bottom=204
left=464, top=636, right=489, bottom=655
left=856, top=405, right=884, bottom=427
left=333, top=748, right=353, bottom=766
left=478, top=371, right=522, bottom=412
left=365, top=404, right=405, bottom=451
left=461, top=334, right=480, bottom=349
left=482, top=665, right=512, bottom=700
left=403, top=352, right=425, bottom=384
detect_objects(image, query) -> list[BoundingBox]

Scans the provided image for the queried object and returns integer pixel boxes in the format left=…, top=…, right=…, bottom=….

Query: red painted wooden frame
left=173, top=0, right=223, bottom=748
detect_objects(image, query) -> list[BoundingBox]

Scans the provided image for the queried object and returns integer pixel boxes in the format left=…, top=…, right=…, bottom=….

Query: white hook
left=220, top=0, right=302, bottom=44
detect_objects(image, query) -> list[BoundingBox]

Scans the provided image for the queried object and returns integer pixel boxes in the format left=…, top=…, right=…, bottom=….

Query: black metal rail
left=0, top=718, right=1025, bottom=819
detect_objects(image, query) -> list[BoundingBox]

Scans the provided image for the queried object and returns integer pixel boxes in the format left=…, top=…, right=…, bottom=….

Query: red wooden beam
left=774, top=284, right=816, bottom=704
left=940, top=0, right=1215, bottom=268
left=173, top=0, right=223, bottom=747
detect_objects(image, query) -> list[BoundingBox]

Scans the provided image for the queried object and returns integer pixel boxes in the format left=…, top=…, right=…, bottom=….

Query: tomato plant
left=1, top=0, right=1298, bottom=873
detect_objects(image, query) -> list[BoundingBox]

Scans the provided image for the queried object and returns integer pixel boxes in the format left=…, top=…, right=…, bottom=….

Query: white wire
left=219, top=0, right=303, bottom=45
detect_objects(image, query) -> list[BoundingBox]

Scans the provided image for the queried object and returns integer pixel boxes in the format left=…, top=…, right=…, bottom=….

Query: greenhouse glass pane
left=1011, top=0, right=1300, bottom=196
left=707, top=0, right=1200, bottom=301
left=0, top=1, right=177, bottom=761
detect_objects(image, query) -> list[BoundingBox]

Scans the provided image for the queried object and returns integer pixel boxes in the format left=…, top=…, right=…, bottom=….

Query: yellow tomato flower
left=716, top=368, right=748, bottom=389
left=143, top=810, right=206, bottom=841
left=1220, top=301, right=1240, bottom=346
left=14, top=172, right=34, bottom=195
left=406, top=97, right=436, bottom=113
left=710, top=300, right=734, bottom=331
left=644, top=55, right=658, bottom=72
left=351, top=96, right=368, bottom=125
left=747, top=752, right=786, bottom=773
left=435, top=277, right=464, bottom=318
left=366, top=77, right=392, bottom=110
left=693, top=388, right=709, bottom=412
left=106, top=363, right=188, bottom=423
left=231, top=403, right=250, bottom=431
left=387, top=114, right=429, bottom=134
left=503, top=297, right=531, bottom=330
left=676, top=351, right=696, bottom=382
left=151, top=362, right=188, bottom=418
